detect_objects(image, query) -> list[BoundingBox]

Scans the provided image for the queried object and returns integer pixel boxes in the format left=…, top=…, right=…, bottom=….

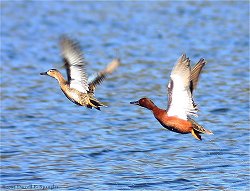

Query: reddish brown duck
left=130, top=54, right=213, bottom=140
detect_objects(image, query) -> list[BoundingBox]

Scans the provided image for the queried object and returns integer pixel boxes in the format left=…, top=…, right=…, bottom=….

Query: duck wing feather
left=167, top=54, right=198, bottom=120
left=60, top=36, right=89, bottom=93
left=88, top=58, right=120, bottom=94
left=190, top=58, right=206, bottom=94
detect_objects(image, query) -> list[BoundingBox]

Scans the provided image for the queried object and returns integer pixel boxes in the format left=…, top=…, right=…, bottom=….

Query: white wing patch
left=69, top=65, right=88, bottom=93
left=167, top=54, right=198, bottom=120
left=167, top=75, right=197, bottom=120
left=60, top=36, right=89, bottom=93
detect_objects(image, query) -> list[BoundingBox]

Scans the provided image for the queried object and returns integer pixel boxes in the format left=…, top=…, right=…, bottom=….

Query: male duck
left=130, top=54, right=213, bottom=140
left=40, top=36, right=120, bottom=110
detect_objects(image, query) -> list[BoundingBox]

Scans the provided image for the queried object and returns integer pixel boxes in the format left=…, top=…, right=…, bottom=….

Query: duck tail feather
left=189, top=118, right=213, bottom=134
left=89, top=97, right=107, bottom=108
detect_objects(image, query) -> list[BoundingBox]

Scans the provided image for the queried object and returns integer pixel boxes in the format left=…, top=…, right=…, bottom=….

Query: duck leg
left=191, top=129, right=202, bottom=140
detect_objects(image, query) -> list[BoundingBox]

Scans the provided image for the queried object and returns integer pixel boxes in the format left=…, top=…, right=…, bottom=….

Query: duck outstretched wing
left=88, top=58, right=120, bottom=94
left=167, top=54, right=198, bottom=120
left=60, top=36, right=89, bottom=93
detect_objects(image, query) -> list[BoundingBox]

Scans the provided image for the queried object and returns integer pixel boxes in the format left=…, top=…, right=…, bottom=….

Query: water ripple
left=1, top=1, right=249, bottom=190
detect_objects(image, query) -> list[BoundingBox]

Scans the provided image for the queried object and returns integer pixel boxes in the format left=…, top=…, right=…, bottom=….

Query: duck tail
left=189, top=118, right=213, bottom=134
left=188, top=118, right=213, bottom=140
left=89, top=96, right=107, bottom=110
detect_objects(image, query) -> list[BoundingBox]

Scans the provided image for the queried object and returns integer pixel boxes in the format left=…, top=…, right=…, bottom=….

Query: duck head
left=40, top=69, right=60, bottom=79
left=130, top=97, right=156, bottom=110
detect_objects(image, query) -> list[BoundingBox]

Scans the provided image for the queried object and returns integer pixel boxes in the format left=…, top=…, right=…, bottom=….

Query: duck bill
left=130, top=100, right=140, bottom=105
left=40, top=72, right=48, bottom=75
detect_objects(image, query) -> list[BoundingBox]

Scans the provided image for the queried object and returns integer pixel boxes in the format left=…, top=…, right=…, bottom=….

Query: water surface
left=1, top=1, right=249, bottom=190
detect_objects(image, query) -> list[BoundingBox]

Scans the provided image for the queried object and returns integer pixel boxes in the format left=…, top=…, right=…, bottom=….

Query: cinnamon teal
left=130, top=54, right=213, bottom=140
left=40, top=36, right=120, bottom=110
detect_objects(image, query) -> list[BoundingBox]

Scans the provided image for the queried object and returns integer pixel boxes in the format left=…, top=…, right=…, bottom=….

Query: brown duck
left=40, top=36, right=120, bottom=110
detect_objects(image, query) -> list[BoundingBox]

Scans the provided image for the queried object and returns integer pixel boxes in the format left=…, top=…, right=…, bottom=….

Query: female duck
left=40, top=36, right=120, bottom=110
left=130, top=54, right=213, bottom=140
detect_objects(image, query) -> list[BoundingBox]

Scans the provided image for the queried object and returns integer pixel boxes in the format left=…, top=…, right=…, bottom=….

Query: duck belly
left=62, top=89, right=85, bottom=106
left=156, top=116, right=192, bottom=134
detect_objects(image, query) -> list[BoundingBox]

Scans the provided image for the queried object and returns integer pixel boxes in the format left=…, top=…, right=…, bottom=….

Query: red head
left=130, top=97, right=156, bottom=110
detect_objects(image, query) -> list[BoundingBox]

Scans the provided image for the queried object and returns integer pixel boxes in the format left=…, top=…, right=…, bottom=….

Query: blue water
left=1, top=1, right=249, bottom=190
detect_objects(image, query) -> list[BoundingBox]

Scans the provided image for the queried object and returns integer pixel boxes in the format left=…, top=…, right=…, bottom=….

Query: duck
left=40, top=36, right=120, bottom=110
left=130, top=54, right=213, bottom=140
